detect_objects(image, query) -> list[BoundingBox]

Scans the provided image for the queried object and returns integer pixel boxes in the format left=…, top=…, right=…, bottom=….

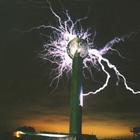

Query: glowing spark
left=16, top=1, right=140, bottom=98
left=16, top=131, right=69, bottom=138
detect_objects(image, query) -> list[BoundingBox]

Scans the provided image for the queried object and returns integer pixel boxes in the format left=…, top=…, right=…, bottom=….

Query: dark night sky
left=1, top=0, right=140, bottom=138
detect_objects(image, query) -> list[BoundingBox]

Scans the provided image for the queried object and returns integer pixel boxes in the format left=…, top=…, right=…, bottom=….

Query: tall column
left=69, top=52, right=83, bottom=134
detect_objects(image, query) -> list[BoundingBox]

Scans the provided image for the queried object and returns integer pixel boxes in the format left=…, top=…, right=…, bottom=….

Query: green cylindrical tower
left=67, top=38, right=89, bottom=135
left=70, top=52, right=83, bottom=134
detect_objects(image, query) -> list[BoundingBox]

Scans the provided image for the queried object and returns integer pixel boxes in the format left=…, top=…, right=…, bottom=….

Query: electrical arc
left=16, top=1, right=140, bottom=104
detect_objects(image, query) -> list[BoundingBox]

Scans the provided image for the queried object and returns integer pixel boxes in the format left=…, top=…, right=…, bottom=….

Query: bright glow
left=17, top=1, right=140, bottom=101
left=17, top=131, right=69, bottom=138
left=14, top=131, right=24, bottom=137
left=80, top=86, right=83, bottom=106
left=37, top=133, right=68, bottom=137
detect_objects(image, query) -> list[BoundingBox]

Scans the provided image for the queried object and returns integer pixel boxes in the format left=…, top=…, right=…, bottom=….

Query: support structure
left=130, top=127, right=140, bottom=139
left=69, top=52, right=83, bottom=134
left=67, top=37, right=89, bottom=135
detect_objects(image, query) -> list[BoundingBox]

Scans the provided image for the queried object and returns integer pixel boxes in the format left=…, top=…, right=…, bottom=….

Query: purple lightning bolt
left=15, top=1, right=140, bottom=105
